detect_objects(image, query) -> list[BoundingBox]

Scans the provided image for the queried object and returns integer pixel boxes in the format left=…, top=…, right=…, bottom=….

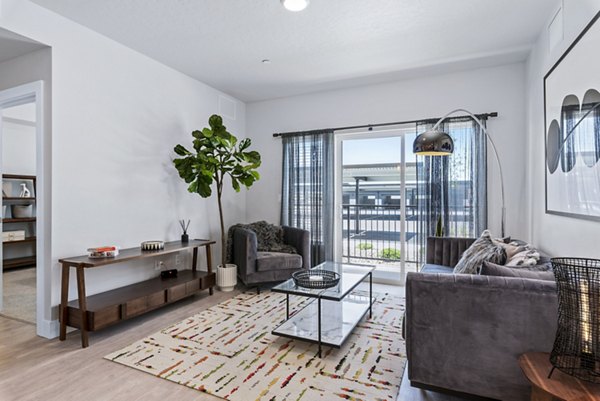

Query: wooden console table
left=519, top=352, right=600, bottom=401
left=59, top=239, right=215, bottom=348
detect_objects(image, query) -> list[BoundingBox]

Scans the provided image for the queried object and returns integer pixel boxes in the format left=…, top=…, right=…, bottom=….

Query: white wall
left=246, top=63, right=528, bottom=240
left=526, top=0, right=600, bottom=257
left=0, top=0, right=246, bottom=334
left=2, top=102, right=37, bottom=175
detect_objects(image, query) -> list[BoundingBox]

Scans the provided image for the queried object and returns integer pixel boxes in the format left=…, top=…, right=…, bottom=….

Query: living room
left=0, top=1, right=599, bottom=400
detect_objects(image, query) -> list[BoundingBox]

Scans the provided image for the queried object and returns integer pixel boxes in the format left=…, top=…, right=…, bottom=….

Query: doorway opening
left=0, top=81, right=49, bottom=338
left=1, top=101, right=37, bottom=324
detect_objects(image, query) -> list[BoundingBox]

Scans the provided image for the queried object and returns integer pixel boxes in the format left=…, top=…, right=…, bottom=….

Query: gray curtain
left=416, top=117, right=487, bottom=261
left=281, top=131, right=334, bottom=266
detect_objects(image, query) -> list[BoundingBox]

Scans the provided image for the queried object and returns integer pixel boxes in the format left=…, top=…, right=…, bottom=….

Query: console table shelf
left=65, top=270, right=214, bottom=332
left=59, top=239, right=215, bottom=348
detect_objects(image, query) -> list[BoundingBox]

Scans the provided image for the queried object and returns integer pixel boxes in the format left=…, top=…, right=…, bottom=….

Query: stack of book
left=87, top=246, right=119, bottom=258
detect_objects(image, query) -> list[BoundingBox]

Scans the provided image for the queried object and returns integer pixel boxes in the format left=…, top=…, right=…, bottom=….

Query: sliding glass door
left=334, top=126, right=419, bottom=283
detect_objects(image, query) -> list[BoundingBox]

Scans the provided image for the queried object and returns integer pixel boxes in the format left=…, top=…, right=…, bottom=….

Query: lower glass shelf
left=272, top=293, right=371, bottom=348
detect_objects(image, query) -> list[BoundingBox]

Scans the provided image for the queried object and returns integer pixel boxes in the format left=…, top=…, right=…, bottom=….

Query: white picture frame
left=545, top=11, right=600, bottom=220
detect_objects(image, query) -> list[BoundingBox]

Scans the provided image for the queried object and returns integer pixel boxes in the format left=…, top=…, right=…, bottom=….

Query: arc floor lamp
left=412, top=108, right=506, bottom=237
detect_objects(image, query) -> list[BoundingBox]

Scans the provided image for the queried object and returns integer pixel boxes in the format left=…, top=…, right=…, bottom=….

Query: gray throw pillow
left=453, top=230, right=507, bottom=274
left=480, top=262, right=555, bottom=281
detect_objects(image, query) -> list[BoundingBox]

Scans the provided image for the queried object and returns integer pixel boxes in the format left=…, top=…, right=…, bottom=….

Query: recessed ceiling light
left=281, top=0, right=309, bottom=12
left=262, top=59, right=271, bottom=64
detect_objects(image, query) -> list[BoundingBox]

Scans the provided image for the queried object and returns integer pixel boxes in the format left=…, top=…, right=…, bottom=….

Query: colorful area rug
left=105, top=291, right=405, bottom=401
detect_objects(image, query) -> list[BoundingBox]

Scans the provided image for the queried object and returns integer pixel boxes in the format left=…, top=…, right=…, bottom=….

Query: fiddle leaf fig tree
left=173, top=114, right=261, bottom=267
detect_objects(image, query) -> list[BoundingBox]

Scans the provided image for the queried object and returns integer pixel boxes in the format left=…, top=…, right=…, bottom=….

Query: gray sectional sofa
left=404, top=237, right=558, bottom=401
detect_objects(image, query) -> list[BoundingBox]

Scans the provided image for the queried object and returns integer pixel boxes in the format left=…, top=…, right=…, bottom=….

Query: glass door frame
left=333, top=126, right=413, bottom=285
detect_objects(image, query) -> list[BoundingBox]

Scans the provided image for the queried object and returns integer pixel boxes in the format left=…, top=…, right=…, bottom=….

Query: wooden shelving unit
left=2, top=174, right=37, bottom=270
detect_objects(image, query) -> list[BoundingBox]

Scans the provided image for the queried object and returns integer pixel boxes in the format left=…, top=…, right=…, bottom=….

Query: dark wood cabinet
left=59, top=239, right=215, bottom=347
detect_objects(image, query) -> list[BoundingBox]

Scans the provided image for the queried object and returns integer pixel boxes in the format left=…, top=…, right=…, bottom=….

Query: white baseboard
left=37, top=318, right=59, bottom=339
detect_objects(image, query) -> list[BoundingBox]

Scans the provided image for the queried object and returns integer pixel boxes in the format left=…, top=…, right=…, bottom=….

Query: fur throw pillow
left=453, top=230, right=507, bottom=274
left=505, top=244, right=541, bottom=267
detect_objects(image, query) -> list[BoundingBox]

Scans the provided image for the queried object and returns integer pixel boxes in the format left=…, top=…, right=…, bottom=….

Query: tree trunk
left=217, top=183, right=226, bottom=268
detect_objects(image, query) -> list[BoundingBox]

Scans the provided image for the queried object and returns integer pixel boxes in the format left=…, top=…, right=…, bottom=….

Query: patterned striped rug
left=105, top=291, right=405, bottom=401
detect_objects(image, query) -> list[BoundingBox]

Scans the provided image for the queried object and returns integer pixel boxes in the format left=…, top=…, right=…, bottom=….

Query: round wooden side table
left=519, top=352, right=600, bottom=401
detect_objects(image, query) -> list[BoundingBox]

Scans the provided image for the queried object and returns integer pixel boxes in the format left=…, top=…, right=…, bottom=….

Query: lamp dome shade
left=413, top=129, right=454, bottom=156
left=281, top=0, right=309, bottom=11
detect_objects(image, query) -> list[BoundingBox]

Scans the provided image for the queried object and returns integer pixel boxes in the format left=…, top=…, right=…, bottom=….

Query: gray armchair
left=232, top=225, right=311, bottom=288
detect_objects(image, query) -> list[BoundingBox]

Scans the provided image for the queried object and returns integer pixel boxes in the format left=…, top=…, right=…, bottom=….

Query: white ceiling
left=31, top=0, right=556, bottom=102
left=0, top=28, right=47, bottom=63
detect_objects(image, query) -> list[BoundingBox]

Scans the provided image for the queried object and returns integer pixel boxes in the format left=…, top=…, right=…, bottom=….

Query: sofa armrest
left=426, top=237, right=476, bottom=267
left=405, top=272, right=558, bottom=401
left=233, top=228, right=258, bottom=283
left=283, top=226, right=311, bottom=269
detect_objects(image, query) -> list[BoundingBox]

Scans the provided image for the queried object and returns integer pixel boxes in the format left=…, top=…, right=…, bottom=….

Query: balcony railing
left=342, top=204, right=418, bottom=264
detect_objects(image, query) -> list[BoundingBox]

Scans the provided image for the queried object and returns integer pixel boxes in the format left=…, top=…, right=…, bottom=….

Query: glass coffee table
left=271, top=261, right=374, bottom=357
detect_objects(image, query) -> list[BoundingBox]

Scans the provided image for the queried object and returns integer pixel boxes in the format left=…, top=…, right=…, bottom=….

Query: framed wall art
left=545, top=11, right=600, bottom=220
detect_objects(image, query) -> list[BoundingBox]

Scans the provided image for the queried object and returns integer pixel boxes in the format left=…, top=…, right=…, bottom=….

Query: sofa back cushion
left=480, top=262, right=555, bottom=281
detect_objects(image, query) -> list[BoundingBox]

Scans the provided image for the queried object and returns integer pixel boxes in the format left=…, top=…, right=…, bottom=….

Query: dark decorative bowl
left=292, top=270, right=340, bottom=289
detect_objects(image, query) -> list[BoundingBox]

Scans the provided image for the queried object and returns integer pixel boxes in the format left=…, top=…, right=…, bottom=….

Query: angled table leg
left=192, top=246, right=198, bottom=272
left=206, top=244, right=214, bottom=295
left=76, top=265, right=89, bottom=348
left=59, top=264, right=70, bottom=341
left=318, top=296, right=322, bottom=358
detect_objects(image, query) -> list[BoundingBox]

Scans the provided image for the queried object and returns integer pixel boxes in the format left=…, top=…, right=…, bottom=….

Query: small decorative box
left=141, top=240, right=165, bottom=251
left=2, top=230, right=26, bottom=242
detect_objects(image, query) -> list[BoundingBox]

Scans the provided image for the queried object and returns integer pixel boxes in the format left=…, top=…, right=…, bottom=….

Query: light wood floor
left=0, top=284, right=467, bottom=401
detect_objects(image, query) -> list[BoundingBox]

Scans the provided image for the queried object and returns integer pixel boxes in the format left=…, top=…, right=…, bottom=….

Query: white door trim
left=334, top=128, right=408, bottom=284
left=0, top=80, right=51, bottom=338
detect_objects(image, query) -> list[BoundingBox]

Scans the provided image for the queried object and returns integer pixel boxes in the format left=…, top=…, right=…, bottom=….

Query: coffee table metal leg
left=318, top=297, right=322, bottom=358
left=286, top=294, right=289, bottom=319
left=369, top=272, right=372, bottom=318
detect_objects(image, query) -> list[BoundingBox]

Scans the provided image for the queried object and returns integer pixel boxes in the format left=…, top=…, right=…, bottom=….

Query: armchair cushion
left=256, top=252, right=303, bottom=272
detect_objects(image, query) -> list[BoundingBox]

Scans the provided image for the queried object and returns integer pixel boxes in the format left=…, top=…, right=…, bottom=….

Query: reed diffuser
left=179, top=219, right=190, bottom=243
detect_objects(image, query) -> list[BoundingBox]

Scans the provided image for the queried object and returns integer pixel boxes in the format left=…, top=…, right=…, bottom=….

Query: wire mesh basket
left=550, top=257, right=600, bottom=383
left=292, top=269, right=340, bottom=289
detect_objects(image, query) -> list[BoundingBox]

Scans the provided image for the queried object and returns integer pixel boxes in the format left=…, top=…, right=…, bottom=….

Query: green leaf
left=231, top=178, right=240, bottom=192
left=209, top=114, right=223, bottom=130
left=202, top=128, right=213, bottom=138
left=174, top=144, right=190, bottom=156
left=239, top=138, right=251, bottom=151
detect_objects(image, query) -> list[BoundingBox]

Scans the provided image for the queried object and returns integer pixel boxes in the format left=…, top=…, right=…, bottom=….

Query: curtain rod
left=272, top=112, right=498, bottom=138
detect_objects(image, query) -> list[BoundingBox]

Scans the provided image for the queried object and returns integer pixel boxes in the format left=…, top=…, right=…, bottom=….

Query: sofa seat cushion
left=420, top=264, right=454, bottom=274
left=256, top=252, right=303, bottom=272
